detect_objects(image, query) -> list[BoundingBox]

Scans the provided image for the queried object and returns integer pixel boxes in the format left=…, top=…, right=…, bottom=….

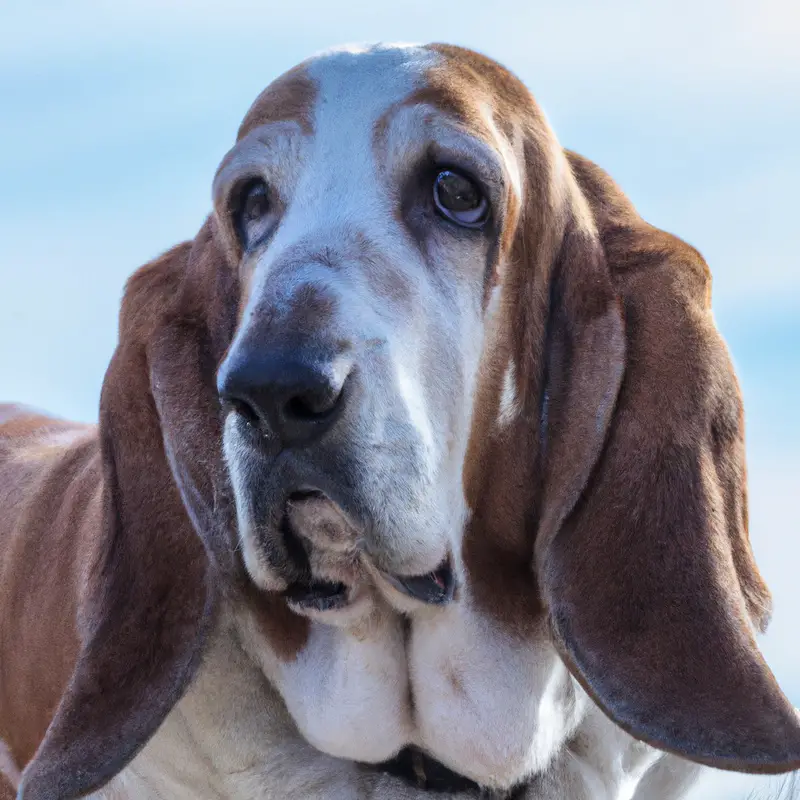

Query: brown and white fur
left=1, top=43, right=798, bottom=800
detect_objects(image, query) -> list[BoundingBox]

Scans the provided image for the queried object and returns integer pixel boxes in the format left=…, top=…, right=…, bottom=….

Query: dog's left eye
left=234, top=178, right=272, bottom=248
left=433, top=170, right=488, bottom=227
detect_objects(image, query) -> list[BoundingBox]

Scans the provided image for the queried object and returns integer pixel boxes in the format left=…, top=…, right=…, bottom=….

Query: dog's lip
left=285, top=487, right=364, bottom=544
left=284, top=579, right=350, bottom=612
left=281, top=489, right=358, bottom=613
left=287, top=487, right=328, bottom=502
left=286, top=491, right=457, bottom=606
left=381, top=558, right=457, bottom=606
left=286, top=486, right=358, bottom=524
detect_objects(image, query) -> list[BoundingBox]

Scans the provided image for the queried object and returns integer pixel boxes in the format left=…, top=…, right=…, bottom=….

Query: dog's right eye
left=233, top=178, right=272, bottom=248
left=433, top=170, right=489, bottom=228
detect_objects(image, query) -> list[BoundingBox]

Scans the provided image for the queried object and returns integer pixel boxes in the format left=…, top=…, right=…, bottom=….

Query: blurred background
left=1, top=1, right=797, bottom=796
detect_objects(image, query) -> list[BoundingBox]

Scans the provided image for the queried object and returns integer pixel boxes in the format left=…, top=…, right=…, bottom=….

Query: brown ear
left=18, top=226, right=239, bottom=800
left=535, top=176, right=800, bottom=772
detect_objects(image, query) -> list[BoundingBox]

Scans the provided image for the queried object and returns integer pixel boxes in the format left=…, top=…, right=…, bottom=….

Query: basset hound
left=1, top=43, right=798, bottom=800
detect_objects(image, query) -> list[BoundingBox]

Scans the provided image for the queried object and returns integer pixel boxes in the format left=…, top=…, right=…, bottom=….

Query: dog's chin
left=225, top=418, right=458, bottom=611
left=237, top=487, right=458, bottom=617
left=281, top=492, right=457, bottom=616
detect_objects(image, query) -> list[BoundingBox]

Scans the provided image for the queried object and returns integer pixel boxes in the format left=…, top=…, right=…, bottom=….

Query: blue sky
left=0, top=1, right=798, bottom=796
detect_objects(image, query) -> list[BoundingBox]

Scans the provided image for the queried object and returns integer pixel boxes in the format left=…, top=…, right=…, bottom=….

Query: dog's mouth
left=284, top=578, right=350, bottom=612
left=379, top=560, right=456, bottom=605
left=279, top=489, right=457, bottom=613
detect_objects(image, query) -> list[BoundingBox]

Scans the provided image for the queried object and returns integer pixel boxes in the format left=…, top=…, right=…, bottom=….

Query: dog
left=1, top=43, right=798, bottom=800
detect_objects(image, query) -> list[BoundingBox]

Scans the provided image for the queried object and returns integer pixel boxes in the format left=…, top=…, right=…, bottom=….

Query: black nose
left=218, top=351, right=352, bottom=447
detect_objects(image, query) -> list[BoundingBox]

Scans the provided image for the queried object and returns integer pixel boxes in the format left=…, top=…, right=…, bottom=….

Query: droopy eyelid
left=423, top=138, right=506, bottom=200
left=211, top=122, right=300, bottom=212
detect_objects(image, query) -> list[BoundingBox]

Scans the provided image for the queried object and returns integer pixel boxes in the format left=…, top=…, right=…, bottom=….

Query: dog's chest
left=233, top=594, right=589, bottom=790
left=95, top=622, right=370, bottom=800
left=93, top=608, right=695, bottom=800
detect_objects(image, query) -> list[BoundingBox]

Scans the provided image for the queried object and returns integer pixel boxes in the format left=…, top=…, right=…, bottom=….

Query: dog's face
left=214, top=44, right=524, bottom=605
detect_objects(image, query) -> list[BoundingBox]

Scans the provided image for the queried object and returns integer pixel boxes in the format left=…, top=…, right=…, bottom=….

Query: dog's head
left=19, top=43, right=800, bottom=800
left=213, top=44, right=563, bottom=603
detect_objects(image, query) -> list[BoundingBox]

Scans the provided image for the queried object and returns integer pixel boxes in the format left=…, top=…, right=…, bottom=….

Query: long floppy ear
left=534, top=160, right=800, bottom=773
left=18, top=224, right=239, bottom=800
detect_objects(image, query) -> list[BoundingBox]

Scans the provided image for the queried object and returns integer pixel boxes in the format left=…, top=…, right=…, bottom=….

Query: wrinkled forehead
left=238, top=44, right=441, bottom=140
left=237, top=45, right=426, bottom=134
left=234, top=43, right=528, bottom=175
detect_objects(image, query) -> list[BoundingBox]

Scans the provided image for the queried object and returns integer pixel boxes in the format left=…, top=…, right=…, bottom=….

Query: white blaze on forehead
left=301, top=43, right=438, bottom=217
left=310, top=41, right=423, bottom=58
left=235, top=43, right=442, bottom=298
left=306, top=44, right=435, bottom=130
left=303, top=44, right=445, bottom=476
left=249, top=42, right=442, bottom=283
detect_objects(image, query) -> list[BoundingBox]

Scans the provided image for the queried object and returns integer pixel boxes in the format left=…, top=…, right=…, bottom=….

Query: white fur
left=222, top=44, right=464, bottom=579
left=89, top=601, right=699, bottom=799
left=497, top=360, right=520, bottom=428
left=237, top=601, right=414, bottom=764
left=86, top=600, right=699, bottom=800
left=409, top=597, right=587, bottom=787
left=223, top=413, right=287, bottom=592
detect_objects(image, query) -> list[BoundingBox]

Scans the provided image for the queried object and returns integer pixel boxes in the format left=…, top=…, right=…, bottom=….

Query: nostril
left=284, top=386, right=342, bottom=422
left=228, top=397, right=260, bottom=427
left=219, top=352, right=354, bottom=447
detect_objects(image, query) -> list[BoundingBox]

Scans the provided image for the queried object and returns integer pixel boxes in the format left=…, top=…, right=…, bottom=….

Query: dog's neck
left=94, top=605, right=700, bottom=800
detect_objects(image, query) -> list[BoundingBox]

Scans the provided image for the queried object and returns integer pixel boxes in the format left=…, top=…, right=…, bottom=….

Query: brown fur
left=1, top=43, right=798, bottom=800
left=0, top=409, right=93, bottom=773
left=238, top=65, right=318, bottom=140
left=0, top=775, right=15, bottom=800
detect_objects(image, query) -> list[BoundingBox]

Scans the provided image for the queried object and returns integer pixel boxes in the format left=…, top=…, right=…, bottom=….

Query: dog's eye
left=234, top=179, right=272, bottom=247
left=433, top=170, right=488, bottom=227
left=242, top=180, right=269, bottom=220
